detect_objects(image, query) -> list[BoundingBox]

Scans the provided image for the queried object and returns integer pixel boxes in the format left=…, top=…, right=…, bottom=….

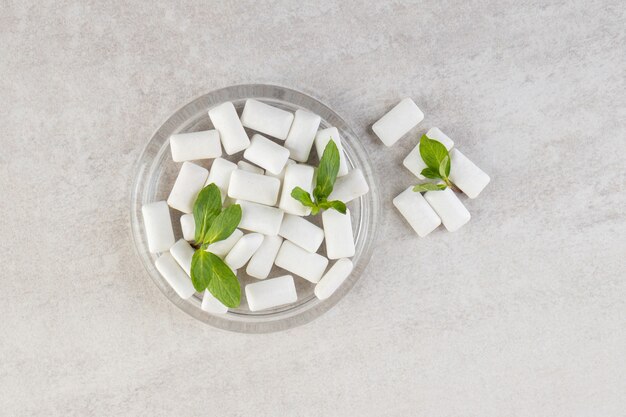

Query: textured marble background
left=1, top=1, right=624, bottom=416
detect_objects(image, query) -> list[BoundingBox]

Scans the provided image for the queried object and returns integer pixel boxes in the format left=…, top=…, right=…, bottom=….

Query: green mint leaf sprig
left=191, top=251, right=240, bottom=308
left=290, top=139, right=347, bottom=215
left=313, top=138, right=340, bottom=202
left=412, top=183, right=447, bottom=193
left=189, top=183, right=242, bottom=308
left=193, top=183, right=222, bottom=242
left=414, top=134, right=457, bottom=193
left=203, top=204, right=242, bottom=246
left=318, top=199, right=346, bottom=214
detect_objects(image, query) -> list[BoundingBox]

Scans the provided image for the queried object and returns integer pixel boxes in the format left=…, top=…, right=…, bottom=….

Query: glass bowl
left=130, top=84, right=380, bottom=333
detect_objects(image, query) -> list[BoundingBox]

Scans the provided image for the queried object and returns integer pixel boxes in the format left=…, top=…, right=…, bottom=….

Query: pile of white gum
left=372, top=98, right=490, bottom=237
left=143, top=99, right=370, bottom=314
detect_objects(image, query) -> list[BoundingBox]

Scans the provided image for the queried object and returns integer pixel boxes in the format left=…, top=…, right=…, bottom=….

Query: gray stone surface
left=1, top=1, right=624, bottom=416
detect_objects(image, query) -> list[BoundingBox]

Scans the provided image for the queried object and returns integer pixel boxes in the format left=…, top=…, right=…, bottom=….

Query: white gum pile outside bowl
left=130, top=84, right=380, bottom=333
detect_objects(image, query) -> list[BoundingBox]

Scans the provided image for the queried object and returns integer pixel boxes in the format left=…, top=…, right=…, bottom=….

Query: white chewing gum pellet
left=246, top=235, right=283, bottom=279
left=448, top=149, right=490, bottom=199
left=155, top=253, right=196, bottom=299
left=279, top=214, right=324, bottom=253
left=243, top=134, right=290, bottom=175
left=180, top=213, right=195, bottom=241
left=266, top=159, right=296, bottom=180
left=170, top=239, right=195, bottom=276
left=275, top=240, right=329, bottom=283
left=403, top=128, right=454, bottom=179
left=224, top=233, right=264, bottom=270
left=279, top=163, right=315, bottom=216
left=424, top=188, right=471, bottom=232
left=328, top=168, right=369, bottom=203
left=314, top=258, right=354, bottom=300
left=372, top=98, right=424, bottom=147
left=206, top=158, right=237, bottom=201
left=237, top=200, right=284, bottom=235
left=208, top=102, right=250, bottom=155
left=170, top=130, right=222, bottom=162
left=284, top=109, right=321, bottom=162
left=142, top=201, right=175, bottom=253
left=268, top=159, right=296, bottom=197
left=206, top=229, right=244, bottom=258
left=315, top=127, right=349, bottom=176
left=237, top=160, right=264, bottom=174
left=167, top=162, right=208, bottom=213
left=240, top=99, right=294, bottom=140
left=201, top=290, right=229, bottom=314
left=393, top=187, right=441, bottom=237
left=228, top=169, right=280, bottom=206
left=245, top=275, right=297, bottom=312
left=322, top=208, right=355, bottom=259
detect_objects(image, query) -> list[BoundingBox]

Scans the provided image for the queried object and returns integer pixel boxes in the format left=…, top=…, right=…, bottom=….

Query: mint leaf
left=413, top=183, right=447, bottom=193
left=203, top=204, right=242, bottom=245
left=191, top=249, right=213, bottom=292
left=191, top=250, right=240, bottom=307
left=313, top=139, right=340, bottom=202
left=193, top=184, right=222, bottom=243
left=291, top=187, right=316, bottom=208
left=319, top=200, right=347, bottom=214
left=420, top=167, right=441, bottom=180
left=205, top=253, right=240, bottom=307
left=419, top=134, right=449, bottom=172
left=190, top=186, right=242, bottom=308
left=289, top=139, right=349, bottom=216
left=439, top=155, right=450, bottom=179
